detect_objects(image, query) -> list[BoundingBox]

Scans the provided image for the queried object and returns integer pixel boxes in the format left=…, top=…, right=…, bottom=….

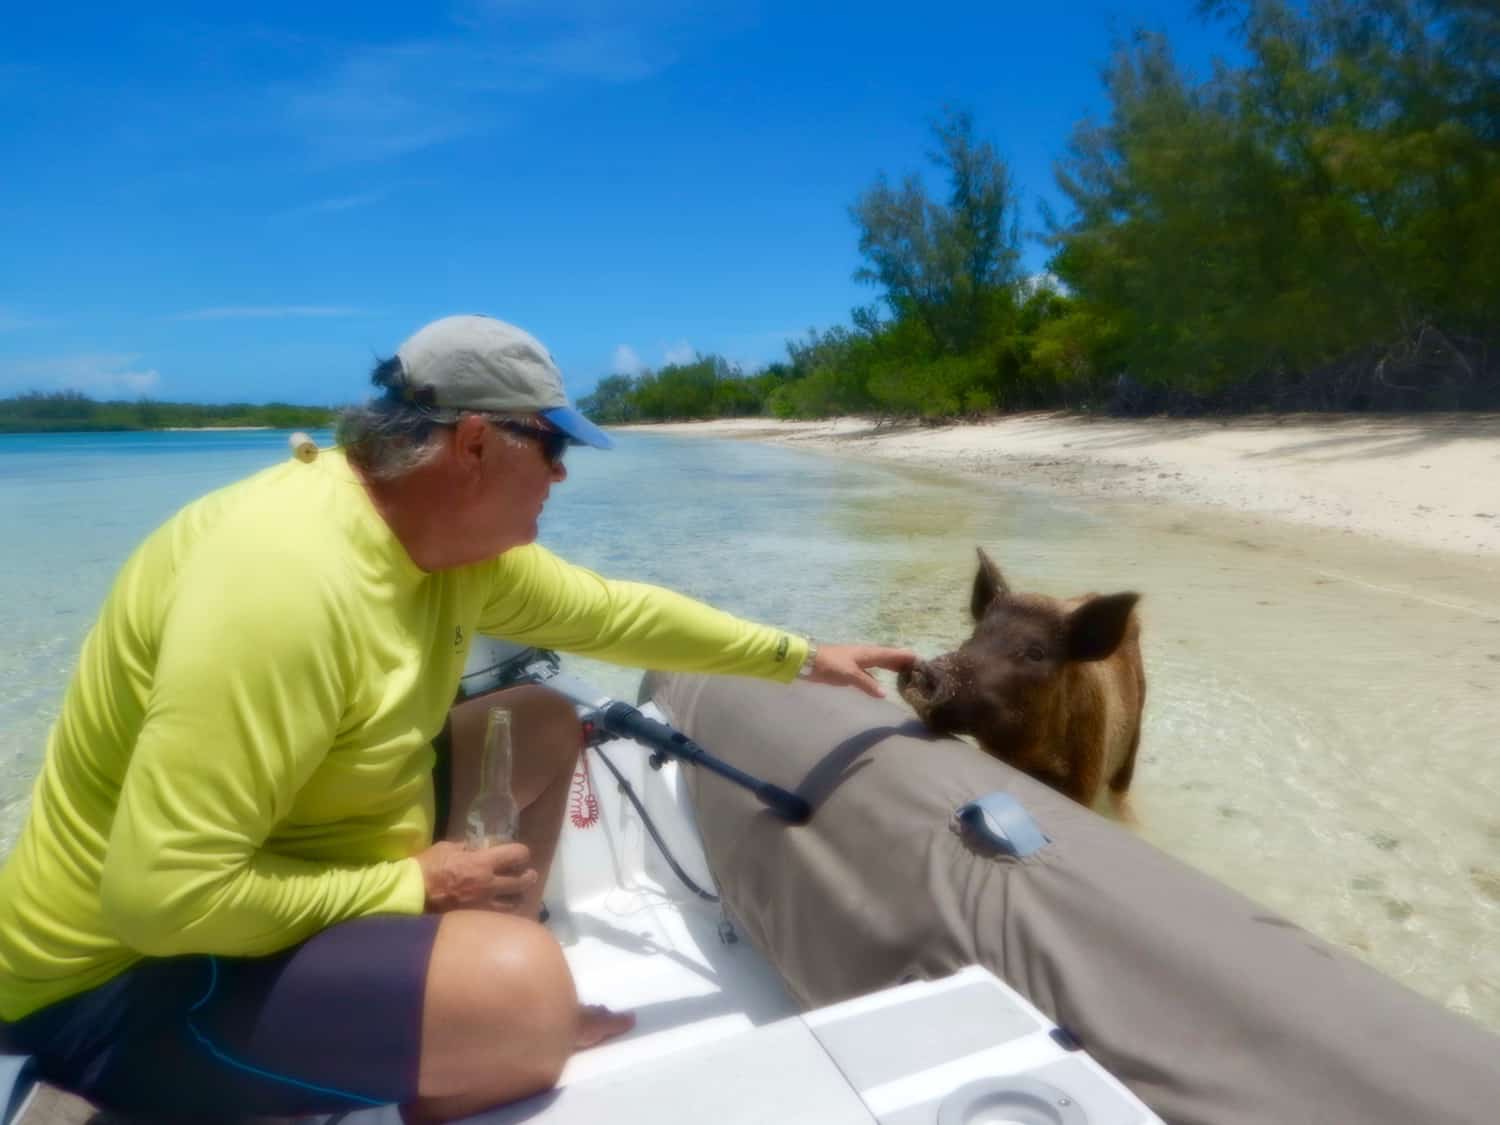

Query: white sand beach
left=617, top=413, right=1500, bottom=560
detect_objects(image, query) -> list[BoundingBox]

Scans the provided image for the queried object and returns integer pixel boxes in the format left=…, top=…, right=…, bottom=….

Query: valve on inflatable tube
left=955, top=792, right=1050, bottom=858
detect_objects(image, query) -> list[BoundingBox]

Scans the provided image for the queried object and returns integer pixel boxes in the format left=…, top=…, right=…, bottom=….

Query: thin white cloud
left=280, top=42, right=484, bottom=163
left=276, top=22, right=675, bottom=163
left=0, top=307, right=40, bottom=332
left=277, top=189, right=391, bottom=219
left=611, top=344, right=645, bottom=375
left=1023, top=271, right=1069, bottom=296
left=465, top=0, right=721, bottom=29
left=173, top=305, right=363, bottom=321
left=0, top=354, right=162, bottom=397
left=0, top=62, right=41, bottom=85
left=662, top=340, right=696, bottom=366
left=525, top=28, right=665, bottom=83
left=718, top=327, right=800, bottom=370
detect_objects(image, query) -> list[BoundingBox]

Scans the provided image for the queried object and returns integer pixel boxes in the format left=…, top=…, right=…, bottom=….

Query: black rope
left=591, top=744, right=719, bottom=903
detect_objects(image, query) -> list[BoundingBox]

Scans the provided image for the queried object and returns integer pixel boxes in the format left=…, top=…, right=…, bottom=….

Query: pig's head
left=898, top=548, right=1139, bottom=765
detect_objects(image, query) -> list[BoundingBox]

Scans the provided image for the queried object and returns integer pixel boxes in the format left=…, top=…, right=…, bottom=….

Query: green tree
left=1051, top=1, right=1500, bottom=406
left=0, top=393, right=335, bottom=432
left=851, top=108, right=1024, bottom=354
left=577, top=374, right=639, bottom=423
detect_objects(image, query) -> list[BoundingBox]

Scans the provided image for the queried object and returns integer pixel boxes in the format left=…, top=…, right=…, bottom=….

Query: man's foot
left=576, top=1004, right=635, bottom=1049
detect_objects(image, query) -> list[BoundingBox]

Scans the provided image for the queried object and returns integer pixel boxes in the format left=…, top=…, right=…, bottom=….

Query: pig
left=898, top=548, right=1145, bottom=809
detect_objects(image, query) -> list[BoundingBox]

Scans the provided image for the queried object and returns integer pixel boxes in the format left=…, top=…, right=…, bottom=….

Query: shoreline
left=613, top=412, right=1500, bottom=560
left=0, top=426, right=280, bottom=435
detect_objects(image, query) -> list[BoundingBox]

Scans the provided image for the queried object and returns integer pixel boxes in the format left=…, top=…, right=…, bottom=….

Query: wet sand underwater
left=614, top=417, right=1500, bottom=1033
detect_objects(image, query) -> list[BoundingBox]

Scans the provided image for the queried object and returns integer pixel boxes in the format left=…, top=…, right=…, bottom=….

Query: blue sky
left=1, top=1, right=1238, bottom=406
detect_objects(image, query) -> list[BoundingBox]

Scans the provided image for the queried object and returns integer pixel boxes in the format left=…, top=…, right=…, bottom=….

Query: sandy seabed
left=616, top=412, right=1500, bottom=561
left=618, top=409, right=1500, bottom=1032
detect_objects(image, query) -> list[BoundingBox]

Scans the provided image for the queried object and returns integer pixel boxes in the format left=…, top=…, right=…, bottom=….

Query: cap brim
left=541, top=406, right=614, bottom=450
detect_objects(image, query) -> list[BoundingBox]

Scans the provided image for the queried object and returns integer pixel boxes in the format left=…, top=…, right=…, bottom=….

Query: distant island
left=0, top=392, right=336, bottom=434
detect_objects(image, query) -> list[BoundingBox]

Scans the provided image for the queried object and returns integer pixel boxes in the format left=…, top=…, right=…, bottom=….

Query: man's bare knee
left=418, top=911, right=578, bottom=1104
left=512, top=684, right=583, bottom=759
left=447, top=685, right=581, bottom=811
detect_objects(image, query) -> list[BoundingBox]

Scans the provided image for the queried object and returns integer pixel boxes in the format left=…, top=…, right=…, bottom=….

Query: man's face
left=473, top=414, right=568, bottom=554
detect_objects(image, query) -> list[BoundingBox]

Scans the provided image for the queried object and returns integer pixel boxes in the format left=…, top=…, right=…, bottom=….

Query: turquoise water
left=1, top=428, right=1496, bottom=1032
left=0, top=427, right=1052, bottom=817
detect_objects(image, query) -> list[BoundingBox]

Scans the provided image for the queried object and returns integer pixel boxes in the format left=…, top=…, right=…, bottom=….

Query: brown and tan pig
left=898, top=547, right=1146, bottom=811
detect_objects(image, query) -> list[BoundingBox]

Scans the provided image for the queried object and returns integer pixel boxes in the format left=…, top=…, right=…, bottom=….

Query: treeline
left=581, top=0, right=1498, bottom=422
left=0, top=391, right=334, bottom=433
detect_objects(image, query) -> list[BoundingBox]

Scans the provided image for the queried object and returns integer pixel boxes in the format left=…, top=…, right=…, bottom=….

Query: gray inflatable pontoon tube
left=643, top=672, right=1500, bottom=1125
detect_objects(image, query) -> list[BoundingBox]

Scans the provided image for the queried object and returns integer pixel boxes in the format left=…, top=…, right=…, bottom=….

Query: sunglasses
left=492, top=419, right=570, bottom=466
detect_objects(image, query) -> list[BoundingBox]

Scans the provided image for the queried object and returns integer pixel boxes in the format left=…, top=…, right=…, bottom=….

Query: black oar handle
left=597, top=701, right=811, bottom=824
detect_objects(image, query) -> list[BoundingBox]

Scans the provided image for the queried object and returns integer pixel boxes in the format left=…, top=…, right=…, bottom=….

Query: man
left=0, top=315, right=915, bottom=1122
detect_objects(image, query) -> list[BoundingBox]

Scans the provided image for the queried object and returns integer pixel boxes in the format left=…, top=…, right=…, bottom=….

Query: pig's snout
left=898, top=658, right=948, bottom=706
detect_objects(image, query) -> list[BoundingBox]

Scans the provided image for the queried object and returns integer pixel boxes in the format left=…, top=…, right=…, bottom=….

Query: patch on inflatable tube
left=955, top=792, right=1050, bottom=858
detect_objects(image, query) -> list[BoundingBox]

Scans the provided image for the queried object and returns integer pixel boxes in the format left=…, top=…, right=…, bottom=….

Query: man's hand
left=804, top=643, right=917, bottom=698
left=417, top=839, right=539, bottom=913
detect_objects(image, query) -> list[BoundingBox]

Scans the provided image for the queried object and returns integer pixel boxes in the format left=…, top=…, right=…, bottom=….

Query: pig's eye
left=1025, top=645, right=1047, bottom=662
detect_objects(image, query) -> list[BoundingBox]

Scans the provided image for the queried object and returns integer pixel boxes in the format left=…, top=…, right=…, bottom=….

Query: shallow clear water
left=1, top=429, right=1496, bottom=1032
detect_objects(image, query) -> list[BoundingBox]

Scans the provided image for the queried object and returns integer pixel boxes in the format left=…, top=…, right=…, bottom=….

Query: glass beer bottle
left=465, top=706, right=519, bottom=849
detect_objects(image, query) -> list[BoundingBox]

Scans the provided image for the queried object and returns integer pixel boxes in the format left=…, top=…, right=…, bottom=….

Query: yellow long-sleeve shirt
left=0, top=449, right=806, bottom=1021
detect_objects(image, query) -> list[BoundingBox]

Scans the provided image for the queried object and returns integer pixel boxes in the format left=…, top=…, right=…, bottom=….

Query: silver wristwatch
left=796, top=640, right=818, bottom=679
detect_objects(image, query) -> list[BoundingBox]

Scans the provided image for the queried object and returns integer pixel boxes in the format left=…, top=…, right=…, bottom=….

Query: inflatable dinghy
left=4, top=645, right=1495, bottom=1124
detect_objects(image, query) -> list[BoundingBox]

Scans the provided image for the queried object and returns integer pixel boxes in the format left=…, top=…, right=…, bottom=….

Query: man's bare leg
left=407, top=684, right=634, bottom=1123
left=443, top=684, right=581, bottom=919
left=402, top=912, right=634, bottom=1124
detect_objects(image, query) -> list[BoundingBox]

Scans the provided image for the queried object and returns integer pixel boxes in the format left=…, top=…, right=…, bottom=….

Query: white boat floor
left=548, top=875, right=800, bottom=1090
left=5, top=882, right=797, bottom=1125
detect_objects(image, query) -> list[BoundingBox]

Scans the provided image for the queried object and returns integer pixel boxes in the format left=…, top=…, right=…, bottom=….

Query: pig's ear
left=971, top=547, right=1010, bottom=621
left=1066, top=593, right=1139, bottom=661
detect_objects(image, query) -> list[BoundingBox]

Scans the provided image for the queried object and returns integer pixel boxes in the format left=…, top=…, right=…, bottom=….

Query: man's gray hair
left=337, top=356, right=534, bottom=481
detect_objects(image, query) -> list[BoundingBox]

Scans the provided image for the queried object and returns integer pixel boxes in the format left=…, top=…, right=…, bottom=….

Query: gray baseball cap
left=394, top=315, right=613, bottom=450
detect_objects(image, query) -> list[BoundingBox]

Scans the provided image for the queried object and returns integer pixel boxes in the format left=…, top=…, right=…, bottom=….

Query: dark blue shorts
left=3, top=913, right=441, bottom=1118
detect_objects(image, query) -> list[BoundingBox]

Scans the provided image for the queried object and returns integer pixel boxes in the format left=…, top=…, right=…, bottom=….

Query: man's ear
left=451, top=414, right=492, bottom=473
left=971, top=547, right=1009, bottom=621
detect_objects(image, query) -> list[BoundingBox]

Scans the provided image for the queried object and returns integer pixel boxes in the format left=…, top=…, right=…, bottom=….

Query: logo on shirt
left=774, top=635, right=790, bottom=663
left=454, top=625, right=465, bottom=650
